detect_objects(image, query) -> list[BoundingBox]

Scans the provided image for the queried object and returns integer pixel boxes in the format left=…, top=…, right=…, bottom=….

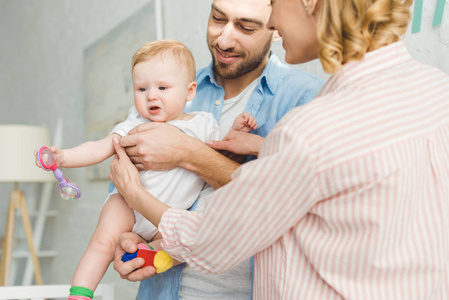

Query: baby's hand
left=34, top=146, right=65, bottom=169
left=34, top=148, right=43, bottom=169
left=231, top=112, right=258, bottom=133
left=49, top=146, right=65, bottom=167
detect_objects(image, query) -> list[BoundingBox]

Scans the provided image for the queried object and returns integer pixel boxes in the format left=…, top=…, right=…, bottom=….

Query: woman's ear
left=186, top=81, right=197, bottom=102
left=302, top=0, right=319, bottom=15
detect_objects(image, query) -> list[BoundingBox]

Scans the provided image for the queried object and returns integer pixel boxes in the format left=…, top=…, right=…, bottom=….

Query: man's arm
left=120, top=122, right=240, bottom=189
left=182, top=140, right=240, bottom=189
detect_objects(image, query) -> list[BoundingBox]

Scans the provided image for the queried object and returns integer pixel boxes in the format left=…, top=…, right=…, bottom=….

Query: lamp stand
left=0, top=183, right=43, bottom=286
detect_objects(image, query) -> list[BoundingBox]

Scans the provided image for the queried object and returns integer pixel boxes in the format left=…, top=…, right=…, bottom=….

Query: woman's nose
left=266, top=15, right=275, bottom=31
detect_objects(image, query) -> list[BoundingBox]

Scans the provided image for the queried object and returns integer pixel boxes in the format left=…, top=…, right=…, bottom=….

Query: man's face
left=207, top=0, right=273, bottom=80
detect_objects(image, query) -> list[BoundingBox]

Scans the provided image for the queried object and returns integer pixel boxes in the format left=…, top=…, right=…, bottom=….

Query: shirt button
left=210, top=78, right=214, bottom=84
left=215, top=100, right=221, bottom=106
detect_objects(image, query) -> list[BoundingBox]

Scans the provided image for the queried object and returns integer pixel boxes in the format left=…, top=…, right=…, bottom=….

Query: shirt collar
left=196, top=51, right=280, bottom=95
left=196, top=61, right=217, bottom=86
left=319, top=41, right=413, bottom=96
left=259, top=52, right=281, bottom=95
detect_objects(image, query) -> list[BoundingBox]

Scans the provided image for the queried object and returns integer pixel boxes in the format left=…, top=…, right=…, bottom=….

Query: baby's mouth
left=149, top=105, right=161, bottom=114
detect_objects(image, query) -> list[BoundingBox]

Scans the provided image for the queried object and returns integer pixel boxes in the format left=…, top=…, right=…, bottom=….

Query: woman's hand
left=113, top=232, right=157, bottom=281
left=109, top=136, right=142, bottom=202
left=110, top=136, right=171, bottom=225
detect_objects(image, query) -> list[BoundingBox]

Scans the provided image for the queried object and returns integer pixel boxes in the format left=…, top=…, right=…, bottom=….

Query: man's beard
left=209, top=38, right=272, bottom=80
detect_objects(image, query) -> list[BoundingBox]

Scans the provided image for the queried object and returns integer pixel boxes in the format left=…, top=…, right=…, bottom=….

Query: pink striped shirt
left=159, top=42, right=449, bottom=299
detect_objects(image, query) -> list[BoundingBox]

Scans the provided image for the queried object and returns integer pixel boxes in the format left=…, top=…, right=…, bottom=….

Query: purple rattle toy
left=35, top=146, right=81, bottom=200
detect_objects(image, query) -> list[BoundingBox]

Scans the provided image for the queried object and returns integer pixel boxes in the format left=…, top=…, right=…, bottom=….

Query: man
left=113, top=0, right=323, bottom=298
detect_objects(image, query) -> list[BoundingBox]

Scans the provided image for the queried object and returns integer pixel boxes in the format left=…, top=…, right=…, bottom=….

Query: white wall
left=0, top=1, right=448, bottom=299
left=0, top=1, right=153, bottom=298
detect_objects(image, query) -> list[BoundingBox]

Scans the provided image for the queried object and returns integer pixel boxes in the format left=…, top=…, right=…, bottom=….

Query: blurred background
left=0, top=0, right=448, bottom=299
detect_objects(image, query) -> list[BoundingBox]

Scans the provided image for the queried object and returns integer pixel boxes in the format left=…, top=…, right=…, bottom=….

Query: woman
left=111, top=0, right=449, bottom=299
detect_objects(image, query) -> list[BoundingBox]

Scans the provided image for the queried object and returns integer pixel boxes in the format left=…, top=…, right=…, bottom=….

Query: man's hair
left=132, top=40, right=196, bottom=82
left=317, top=0, right=412, bottom=74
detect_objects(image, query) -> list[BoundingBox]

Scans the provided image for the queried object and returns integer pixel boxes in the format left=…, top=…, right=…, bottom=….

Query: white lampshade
left=0, top=125, right=55, bottom=183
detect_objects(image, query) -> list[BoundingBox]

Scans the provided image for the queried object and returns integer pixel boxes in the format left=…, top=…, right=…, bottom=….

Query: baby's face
left=132, top=57, right=193, bottom=122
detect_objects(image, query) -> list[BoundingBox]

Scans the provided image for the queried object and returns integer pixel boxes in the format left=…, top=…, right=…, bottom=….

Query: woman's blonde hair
left=317, top=0, right=412, bottom=74
left=132, top=40, right=196, bottom=82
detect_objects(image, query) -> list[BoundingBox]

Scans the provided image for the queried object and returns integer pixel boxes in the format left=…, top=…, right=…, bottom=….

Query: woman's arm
left=111, top=124, right=318, bottom=274
left=109, top=136, right=170, bottom=226
left=157, top=125, right=317, bottom=274
left=109, top=136, right=179, bottom=280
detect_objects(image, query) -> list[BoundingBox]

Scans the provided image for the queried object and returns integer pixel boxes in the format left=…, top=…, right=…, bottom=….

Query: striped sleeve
left=159, top=119, right=318, bottom=273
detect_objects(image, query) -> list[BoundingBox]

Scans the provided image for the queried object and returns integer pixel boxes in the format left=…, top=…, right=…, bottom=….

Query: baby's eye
left=159, top=86, right=167, bottom=90
left=139, top=88, right=146, bottom=92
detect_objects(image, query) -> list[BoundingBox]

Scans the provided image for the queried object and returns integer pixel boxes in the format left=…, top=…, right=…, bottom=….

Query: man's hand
left=113, top=232, right=157, bottom=281
left=206, top=131, right=265, bottom=158
left=119, top=120, right=239, bottom=190
left=120, top=122, right=194, bottom=171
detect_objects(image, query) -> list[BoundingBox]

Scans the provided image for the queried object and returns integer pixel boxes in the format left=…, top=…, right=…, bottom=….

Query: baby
left=35, top=40, right=256, bottom=300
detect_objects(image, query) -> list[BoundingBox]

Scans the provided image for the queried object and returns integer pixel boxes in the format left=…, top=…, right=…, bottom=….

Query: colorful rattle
left=35, top=146, right=81, bottom=200
left=121, top=243, right=173, bottom=274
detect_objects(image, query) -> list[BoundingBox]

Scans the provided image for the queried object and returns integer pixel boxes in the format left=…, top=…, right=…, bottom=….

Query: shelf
left=0, top=250, right=58, bottom=259
left=16, top=210, right=58, bottom=218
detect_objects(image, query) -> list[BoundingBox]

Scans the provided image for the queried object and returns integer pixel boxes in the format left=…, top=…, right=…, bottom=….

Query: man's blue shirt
left=186, top=53, right=323, bottom=138
left=136, top=52, right=324, bottom=300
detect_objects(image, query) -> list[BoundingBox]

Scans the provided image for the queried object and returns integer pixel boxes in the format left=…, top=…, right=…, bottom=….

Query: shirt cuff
left=159, top=208, right=196, bottom=260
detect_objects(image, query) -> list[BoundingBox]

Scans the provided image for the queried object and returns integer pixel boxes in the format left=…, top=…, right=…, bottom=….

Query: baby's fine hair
left=132, top=40, right=196, bottom=82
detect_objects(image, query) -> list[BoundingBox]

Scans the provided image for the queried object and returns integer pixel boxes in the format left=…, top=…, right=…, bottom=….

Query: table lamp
left=0, top=125, right=54, bottom=286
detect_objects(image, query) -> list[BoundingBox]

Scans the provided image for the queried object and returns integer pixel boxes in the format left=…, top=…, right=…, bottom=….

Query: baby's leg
left=71, top=194, right=135, bottom=293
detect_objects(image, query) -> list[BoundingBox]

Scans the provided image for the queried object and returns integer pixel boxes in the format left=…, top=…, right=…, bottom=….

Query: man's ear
left=186, top=81, right=197, bottom=102
left=272, top=30, right=281, bottom=42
